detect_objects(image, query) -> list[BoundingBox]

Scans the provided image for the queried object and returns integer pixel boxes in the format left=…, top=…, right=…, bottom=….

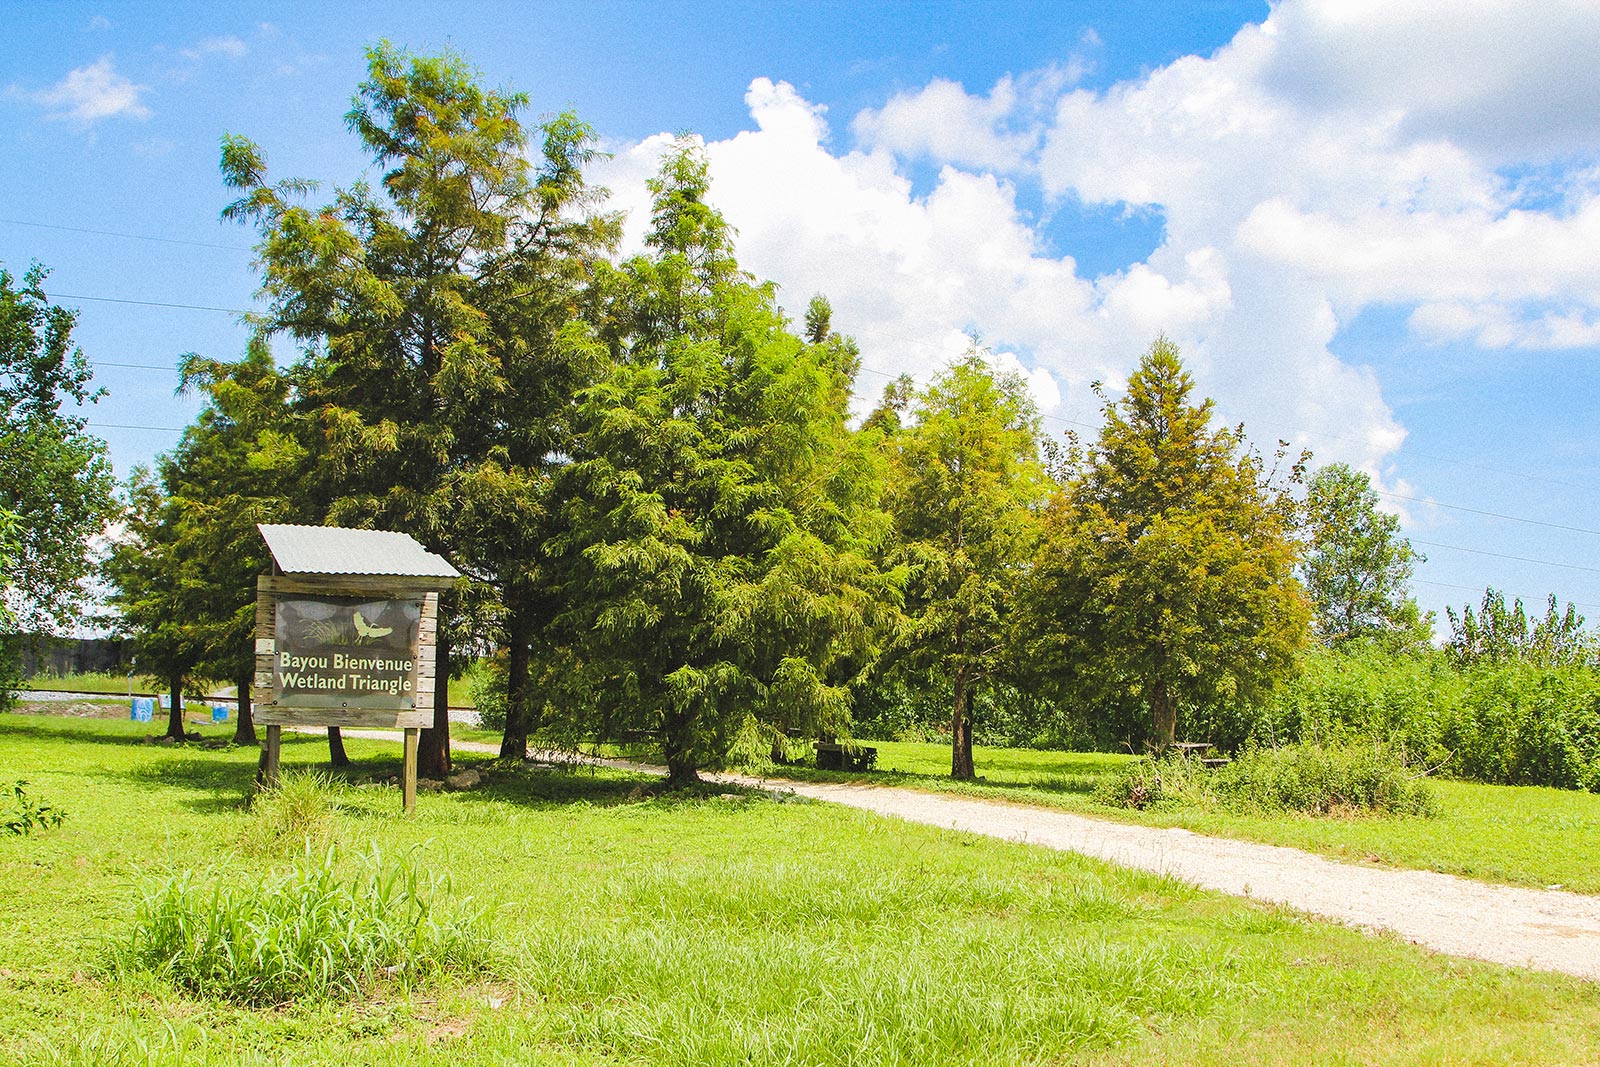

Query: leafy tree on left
left=218, top=43, right=616, bottom=772
left=0, top=263, right=117, bottom=709
left=103, top=342, right=306, bottom=742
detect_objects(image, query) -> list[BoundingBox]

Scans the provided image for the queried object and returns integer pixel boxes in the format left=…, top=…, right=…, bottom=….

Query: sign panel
left=272, top=595, right=423, bottom=710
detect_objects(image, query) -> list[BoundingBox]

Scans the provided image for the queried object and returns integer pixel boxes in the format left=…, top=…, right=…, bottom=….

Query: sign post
left=251, top=525, right=458, bottom=813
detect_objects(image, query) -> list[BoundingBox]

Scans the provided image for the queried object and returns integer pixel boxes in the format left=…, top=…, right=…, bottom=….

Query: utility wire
left=1378, top=489, right=1600, bottom=538
left=1411, top=538, right=1600, bottom=575
left=0, top=217, right=252, bottom=252
left=48, top=292, right=249, bottom=314
left=1410, top=577, right=1600, bottom=613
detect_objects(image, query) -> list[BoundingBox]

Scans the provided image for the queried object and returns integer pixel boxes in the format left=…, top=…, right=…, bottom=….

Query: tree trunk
left=165, top=674, right=186, bottom=740
left=327, top=726, right=349, bottom=767
left=661, top=706, right=700, bottom=787
left=233, top=667, right=257, bottom=746
left=950, top=673, right=975, bottom=780
left=665, top=759, right=701, bottom=787
left=418, top=618, right=452, bottom=777
left=1149, top=680, right=1177, bottom=754
left=500, top=606, right=531, bottom=760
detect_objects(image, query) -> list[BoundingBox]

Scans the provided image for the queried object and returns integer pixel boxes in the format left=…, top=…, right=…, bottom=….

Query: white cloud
left=26, top=56, right=150, bottom=124
left=593, top=0, right=1600, bottom=475
left=180, top=35, right=249, bottom=61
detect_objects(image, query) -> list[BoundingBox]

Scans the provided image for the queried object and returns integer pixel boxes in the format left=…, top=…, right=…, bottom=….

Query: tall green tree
left=219, top=43, right=613, bottom=771
left=880, top=351, right=1047, bottom=779
left=103, top=472, right=208, bottom=741
left=1447, top=588, right=1591, bottom=667
left=1300, top=463, right=1428, bottom=648
left=1, top=263, right=117, bottom=639
left=546, top=141, right=897, bottom=784
left=167, top=343, right=306, bottom=744
left=1024, top=338, right=1309, bottom=751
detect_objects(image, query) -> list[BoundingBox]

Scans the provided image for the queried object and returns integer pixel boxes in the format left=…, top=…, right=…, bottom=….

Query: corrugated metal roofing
left=257, top=524, right=460, bottom=578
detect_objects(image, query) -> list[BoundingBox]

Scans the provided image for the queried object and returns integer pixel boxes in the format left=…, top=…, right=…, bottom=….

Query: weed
left=111, top=843, right=490, bottom=1005
left=246, top=770, right=341, bottom=853
left=1094, top=744, right=1438, bottom=818
left=3, top=779, right=67, bottom=835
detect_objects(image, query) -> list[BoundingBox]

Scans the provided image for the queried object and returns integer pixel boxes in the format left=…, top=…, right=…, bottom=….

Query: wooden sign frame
left=252, top=574, right=446, bottom=812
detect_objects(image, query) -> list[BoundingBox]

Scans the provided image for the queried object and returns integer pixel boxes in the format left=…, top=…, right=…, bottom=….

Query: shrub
left=246, top=770, right=340, bottom=853
left=1211, top=743, right=1438, bottom=817
left=1094, top=744, right=1438, bottom=817
left=1092, top=757, right=1206, bottom=811
left=113, top=844, right=490, bottom=1005
left=3, top=779, right=67, bottom=835
left=469, top=651, right=509, bottom=732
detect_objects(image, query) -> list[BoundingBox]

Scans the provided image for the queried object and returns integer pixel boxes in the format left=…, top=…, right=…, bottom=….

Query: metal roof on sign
left=257, top=524, right=460, bottom=579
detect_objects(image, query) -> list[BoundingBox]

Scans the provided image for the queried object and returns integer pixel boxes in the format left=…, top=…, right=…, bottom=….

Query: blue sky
left=5, top=0, right=1600, bottom=634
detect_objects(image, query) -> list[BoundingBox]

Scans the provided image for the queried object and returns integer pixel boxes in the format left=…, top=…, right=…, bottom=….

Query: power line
left=89, top=422, right=187, bottom=432
left=1411, top=538, right=1600, bottom=575
left=48, top=292, right=249, bottom=314
left=1410, top=578, right=1600, bottom=613
left=0, top=217, right=252, bottom=253
left=91, top=360, right=182, bottom=372
left=1379, top=489, right=1600, bottom=538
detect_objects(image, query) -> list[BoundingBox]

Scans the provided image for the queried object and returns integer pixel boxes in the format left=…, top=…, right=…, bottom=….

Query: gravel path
left=317, top=731, right=1600, bottom=982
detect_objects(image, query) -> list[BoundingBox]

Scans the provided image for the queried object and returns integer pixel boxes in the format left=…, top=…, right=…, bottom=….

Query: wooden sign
left=251, top=525, right=459, bottom=814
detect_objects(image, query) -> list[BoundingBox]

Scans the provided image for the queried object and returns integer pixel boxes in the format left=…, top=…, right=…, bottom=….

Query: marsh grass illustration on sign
left=273, top=596, right=423, bottom=709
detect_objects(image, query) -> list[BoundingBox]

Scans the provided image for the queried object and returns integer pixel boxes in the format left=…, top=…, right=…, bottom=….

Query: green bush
left=1254, top=647, right=1600, bottom=792
left=1094, top=744, right=1437, bottom=817
left=246, top=770, right=340, bottom=854
left=1092, top=756, right=1207, bottom=811
left=469, top=651, right=509, bottom=733
left=1211, top=744, right=1438, bottom=817
left=113, top=844, right=490, bottom=1005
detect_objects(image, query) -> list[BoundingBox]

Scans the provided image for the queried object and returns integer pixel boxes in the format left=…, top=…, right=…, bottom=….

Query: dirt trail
left=335, top=730, right=1600, bottom=982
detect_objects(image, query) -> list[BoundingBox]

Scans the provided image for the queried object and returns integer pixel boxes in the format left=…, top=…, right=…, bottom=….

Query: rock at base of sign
left=445, top=769, right=482, bottom=791
left=417, top=778, right=444, bottom=793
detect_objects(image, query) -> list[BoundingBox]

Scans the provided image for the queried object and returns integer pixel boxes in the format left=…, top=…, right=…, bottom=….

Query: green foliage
left=1095, top=745, right=1438, bottom=817
left=2, top=778, right=67, bottom=835
left=1022, top=337, right=1309, bottom=751
left=1446, top=587, right=1593, bottom=667
left=221, top=43, right=619, bottom=765
left=0, top=262, right=117, bottom=634
left=112, top=844, right=489, bottom=1005
left=1442, top=662, right=1600, bottom=791
left=1210, top=744, right=1438, bottom=817
left=1091, top=757, right=1202, bottom=811
left=1264, top=644, right=1600, bottom=792
left=1299, top=463, right=1429, bottom=648
left=880, top=350, right=1047, bottom=778
left=546, top=141, right=897, bottom=782
left=0, top=632, right=19, bottom=714
left=468, top=649, right=509, bottom=733
left=246, top=770, right=340, bottom=854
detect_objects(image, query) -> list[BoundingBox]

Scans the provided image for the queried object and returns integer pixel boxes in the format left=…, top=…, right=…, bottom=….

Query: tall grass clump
left=246, top=770, right=341, bottom=853
left=1095, top=744, right=1437, bottom=817
left=113, top=844, right=490, bottom=1004
left=1211, top=744, right=1438, bottom=817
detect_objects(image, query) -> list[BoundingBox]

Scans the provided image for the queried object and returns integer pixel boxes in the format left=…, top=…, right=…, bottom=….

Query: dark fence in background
left=14, top=635, right=131, bottom=679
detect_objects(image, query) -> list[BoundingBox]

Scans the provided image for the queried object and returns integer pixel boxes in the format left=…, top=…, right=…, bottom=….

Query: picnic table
left=1172, top=741, right=1231, bottom=768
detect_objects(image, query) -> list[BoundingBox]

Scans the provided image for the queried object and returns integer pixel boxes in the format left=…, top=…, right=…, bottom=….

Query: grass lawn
left=777, top=740, right=1600, bottom=895
left=2, top=713, right=1599, bottom=1066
